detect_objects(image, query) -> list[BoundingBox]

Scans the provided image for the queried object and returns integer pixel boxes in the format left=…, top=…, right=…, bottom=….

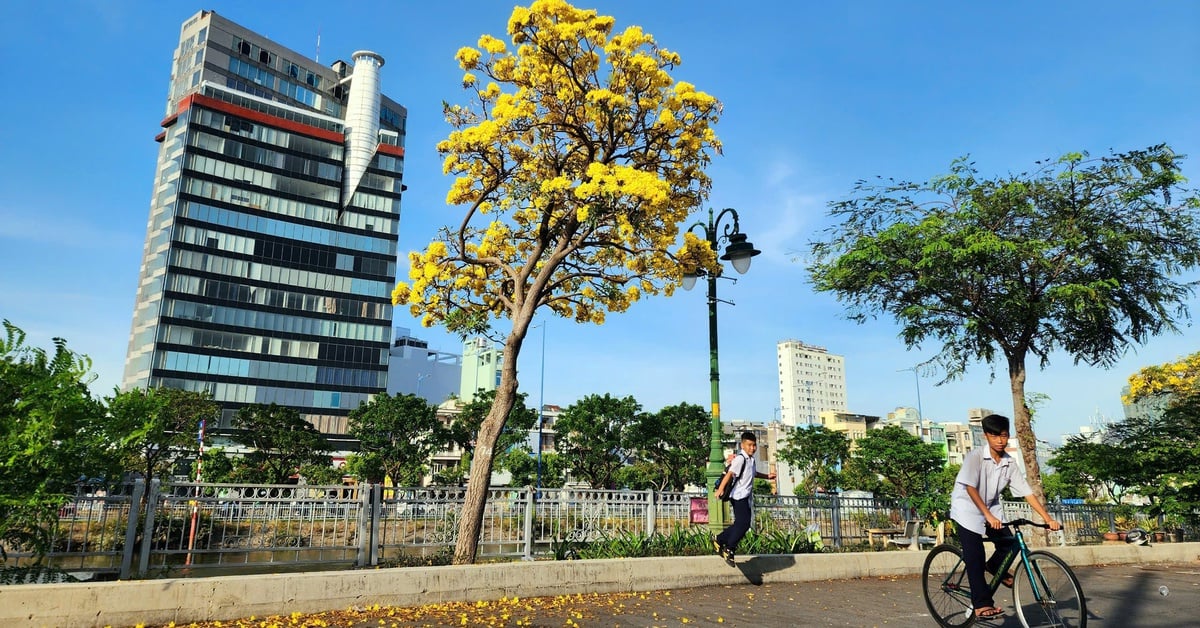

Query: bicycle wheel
left=1013, top=550, right=1087, bottom=628
left=922, top=544, right=977, bottom=627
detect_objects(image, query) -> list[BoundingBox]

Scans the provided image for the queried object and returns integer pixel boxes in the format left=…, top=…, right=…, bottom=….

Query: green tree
left=808, top=145, right=1200, bottom=505
left=105, top=387, right=219, bottom=483
left=847, top=426, right=945, bottom=502
left=1107, top=404, right=1200, bottom=514
left=555, top=394, right=642, bottom=489
left=625, top=402, right=708, bottom=491
left=194, top=448, right=235, bottom=484
left=451, top=389, right=538, bottom=470
left=776, top=425, right=851, bottom=496
left=0, top=321, right=110, bottom=561
left=228, top=404, right=333, bottom=484
left=392, top=0, right=724, bottom=564
left=347, top=393, right=450, bottom=485
left=1047, top=437, right=1130, bottom=503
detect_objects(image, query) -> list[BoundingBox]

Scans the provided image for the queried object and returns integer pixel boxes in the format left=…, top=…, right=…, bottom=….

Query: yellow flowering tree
left=393, top=0, right=722, bottom=564
left=1124, top=351, right=1200, bottom=404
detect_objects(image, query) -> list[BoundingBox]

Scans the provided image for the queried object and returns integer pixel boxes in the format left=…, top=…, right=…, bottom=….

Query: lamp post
left=897, top=366, right=923, bottom=421
left=682, top=207, right=760, bottom=532
left=534, top=321, right=547, bottom=490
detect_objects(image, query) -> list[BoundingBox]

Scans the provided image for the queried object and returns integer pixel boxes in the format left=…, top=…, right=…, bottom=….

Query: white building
left=776, top=340, right=847, bottom=428
left=386, top=327, right=461, bottom=405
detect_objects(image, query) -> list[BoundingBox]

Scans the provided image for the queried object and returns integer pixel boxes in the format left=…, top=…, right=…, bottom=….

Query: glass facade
left=123, top=11, right=406, bottom=438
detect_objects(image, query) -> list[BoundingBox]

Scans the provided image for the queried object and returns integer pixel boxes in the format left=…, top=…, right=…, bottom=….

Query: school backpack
left=713, top=451, right=749, bottom=501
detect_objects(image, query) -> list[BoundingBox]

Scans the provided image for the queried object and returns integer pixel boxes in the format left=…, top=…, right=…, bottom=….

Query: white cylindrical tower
left=341, top=50, right=384, bottom=209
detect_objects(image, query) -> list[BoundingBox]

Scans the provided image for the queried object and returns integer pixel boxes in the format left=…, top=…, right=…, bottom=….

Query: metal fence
left=3, top=480, right=1190, bottom=581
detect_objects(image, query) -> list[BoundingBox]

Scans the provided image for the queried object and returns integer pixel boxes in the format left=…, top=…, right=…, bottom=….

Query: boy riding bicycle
left=949, top=414, right=1062, bottom=619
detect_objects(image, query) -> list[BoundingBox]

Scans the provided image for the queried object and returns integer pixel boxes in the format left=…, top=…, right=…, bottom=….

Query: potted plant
left=1113, top=503, right=1138, bottom=539
left=1161, top=513, right=1185, bottom=543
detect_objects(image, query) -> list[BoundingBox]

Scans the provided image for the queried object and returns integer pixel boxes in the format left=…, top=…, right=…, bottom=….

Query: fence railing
left=2, top=480, right=1188, bottom=581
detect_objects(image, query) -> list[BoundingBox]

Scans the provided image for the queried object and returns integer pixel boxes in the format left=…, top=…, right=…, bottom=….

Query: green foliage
left=450, top=389, right=538, bottom=459
left=1048, top=437, right=1130, bottom=503
left=624, top=402, right=708, bottom=491
left=808, top=145, right=1200, bottom=500
left=495, top=448, right=566, bottom=488
left=0, top=320, right=110, bottom=562
left=227, top=404, right=333, bottom=484
left=193, top=447, right=235, bottom=483
left=846, top=426, right=945, bottom=500
left=777, top=425, right=851, bottom=495
left=554, top=394, right=641, bottom=489
left=105, top=387, right=219, bottom=482
left=348, top=393, right=450, bottom=485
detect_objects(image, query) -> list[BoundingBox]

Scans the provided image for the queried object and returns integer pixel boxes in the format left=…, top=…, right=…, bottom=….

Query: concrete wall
left=2, top=543, right=1197, bottom=628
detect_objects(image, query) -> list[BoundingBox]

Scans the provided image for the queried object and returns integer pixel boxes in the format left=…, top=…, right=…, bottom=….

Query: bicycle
left=921, top=518, right=1086, bottom=627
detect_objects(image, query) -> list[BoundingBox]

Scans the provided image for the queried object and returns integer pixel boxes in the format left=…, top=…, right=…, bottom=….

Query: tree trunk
left=1007, top=354, right=1048, bottom=546
left=451, top=329, right=526, bottom=565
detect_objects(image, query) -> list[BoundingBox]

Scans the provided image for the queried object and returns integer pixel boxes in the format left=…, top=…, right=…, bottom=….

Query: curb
left=2, top=543, right=1197, bottom=628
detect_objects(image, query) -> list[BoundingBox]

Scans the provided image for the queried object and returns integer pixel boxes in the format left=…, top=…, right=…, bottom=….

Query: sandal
left=1001, top=574, right=1014, bottom=589
left=975, top=606, right=1004, bottom=618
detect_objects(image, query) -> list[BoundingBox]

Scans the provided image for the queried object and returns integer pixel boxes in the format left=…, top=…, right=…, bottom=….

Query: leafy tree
left=228, top=404, right=333, bottom=484
left=846, top=426, right=945, bottom=502
left=1040, top=471, right=1087, bottom=503
left=0, top=321, right=110, bottom=561
left=1047, top=437, right=1130, bottom=503
left=105, top=387, right=219, bottom=483
left=450, top=389, right=538, bottom=464
left=1107, top=404, right=1200, bottom=514
left=776, top=425, right=851, bottom=495
left=347, top=393, right=450, bottom=485
left=554, top=394, right=642, bottom=489
left=391, top=0, right=723, bottom=563
left=808, top=145, right=1200, bottom=505
left=194, top=447, right=235, bottom=484
left=911, top=463, right=960, bottom=524
left=625, top=402, right=708, bottom=491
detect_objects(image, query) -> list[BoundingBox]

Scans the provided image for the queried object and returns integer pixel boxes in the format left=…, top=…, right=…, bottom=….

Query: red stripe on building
left=376, top=143, right=405, bottom=158
left=173, top=93, right=345, bottom=143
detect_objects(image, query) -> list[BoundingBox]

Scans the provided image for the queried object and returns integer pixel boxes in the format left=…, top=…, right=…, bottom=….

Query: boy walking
left=713, top=431, right=776, bottom=565
left=950, top=414, right=1061, bottom=619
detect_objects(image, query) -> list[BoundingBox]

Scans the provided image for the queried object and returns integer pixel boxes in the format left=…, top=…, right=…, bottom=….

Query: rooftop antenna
left=315, top=27, right=321, bottom=63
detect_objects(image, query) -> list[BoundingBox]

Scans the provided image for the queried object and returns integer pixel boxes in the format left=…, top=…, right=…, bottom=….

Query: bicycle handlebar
left=1002, top=518, right=1052, bottom=529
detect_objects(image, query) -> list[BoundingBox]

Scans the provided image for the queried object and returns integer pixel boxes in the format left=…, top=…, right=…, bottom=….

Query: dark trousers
left=954, top=520, right=1016, bottom=610
left=716, top=496, right=752, bottom=551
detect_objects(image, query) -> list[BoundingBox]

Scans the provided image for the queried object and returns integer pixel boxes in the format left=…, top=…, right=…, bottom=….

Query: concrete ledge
left=3, top=543, right=1197, bottom=628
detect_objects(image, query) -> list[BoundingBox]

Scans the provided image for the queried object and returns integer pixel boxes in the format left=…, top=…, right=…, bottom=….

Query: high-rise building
left=776, top=340, right=847, bottom=427
left=121, top=11, right=406, bottom=441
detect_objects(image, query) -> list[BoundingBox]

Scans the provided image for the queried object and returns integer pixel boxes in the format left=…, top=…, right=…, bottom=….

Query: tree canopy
left=228, top=404, right=333, bottom=484
left=553, top=393, right=641, bottom=489
left=776, top=425, right=851, bottom=496
left=845, top=426, right=945, bottom=501
left=624, top=402, right=709, bottom=491
left=104, top=387, right=219, bottom=483
left=1, top=321, right=110, bottom=560
left=347, top=393, right=450, bottom=485
left=808, top=145, right=1200, bottom=503
left=391, top=0, right=724, bottom=564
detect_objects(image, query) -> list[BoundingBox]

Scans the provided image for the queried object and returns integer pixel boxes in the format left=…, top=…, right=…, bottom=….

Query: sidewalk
left=2, top=543, right=1196, bottom=627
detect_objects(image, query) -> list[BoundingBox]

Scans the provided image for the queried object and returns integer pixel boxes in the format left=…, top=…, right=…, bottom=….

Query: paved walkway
left=144, top=560, right=1196, bottom=627
left=489, top=561, right=1195, bottom=627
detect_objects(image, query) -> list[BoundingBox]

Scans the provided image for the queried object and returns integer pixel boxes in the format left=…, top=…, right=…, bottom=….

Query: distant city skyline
left=2, top=1, right=1197, bottom=447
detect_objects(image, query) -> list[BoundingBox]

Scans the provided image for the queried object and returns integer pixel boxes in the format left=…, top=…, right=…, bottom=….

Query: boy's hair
left=740, top=431, right=757, bottom=443
left=981, top=414, right=1010, bottom=435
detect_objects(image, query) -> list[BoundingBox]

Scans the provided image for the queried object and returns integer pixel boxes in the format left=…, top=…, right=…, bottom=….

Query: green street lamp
left=682, top=207, right=760, bottom=532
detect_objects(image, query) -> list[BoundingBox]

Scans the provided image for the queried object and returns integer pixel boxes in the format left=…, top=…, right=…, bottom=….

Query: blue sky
left=1, top=1, right=1197, bottom=446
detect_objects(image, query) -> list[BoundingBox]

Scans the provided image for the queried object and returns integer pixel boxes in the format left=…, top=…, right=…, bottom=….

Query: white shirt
left=949, top=447, right=1032, bottom=535
left=728, top=451, right=756, bottom=500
